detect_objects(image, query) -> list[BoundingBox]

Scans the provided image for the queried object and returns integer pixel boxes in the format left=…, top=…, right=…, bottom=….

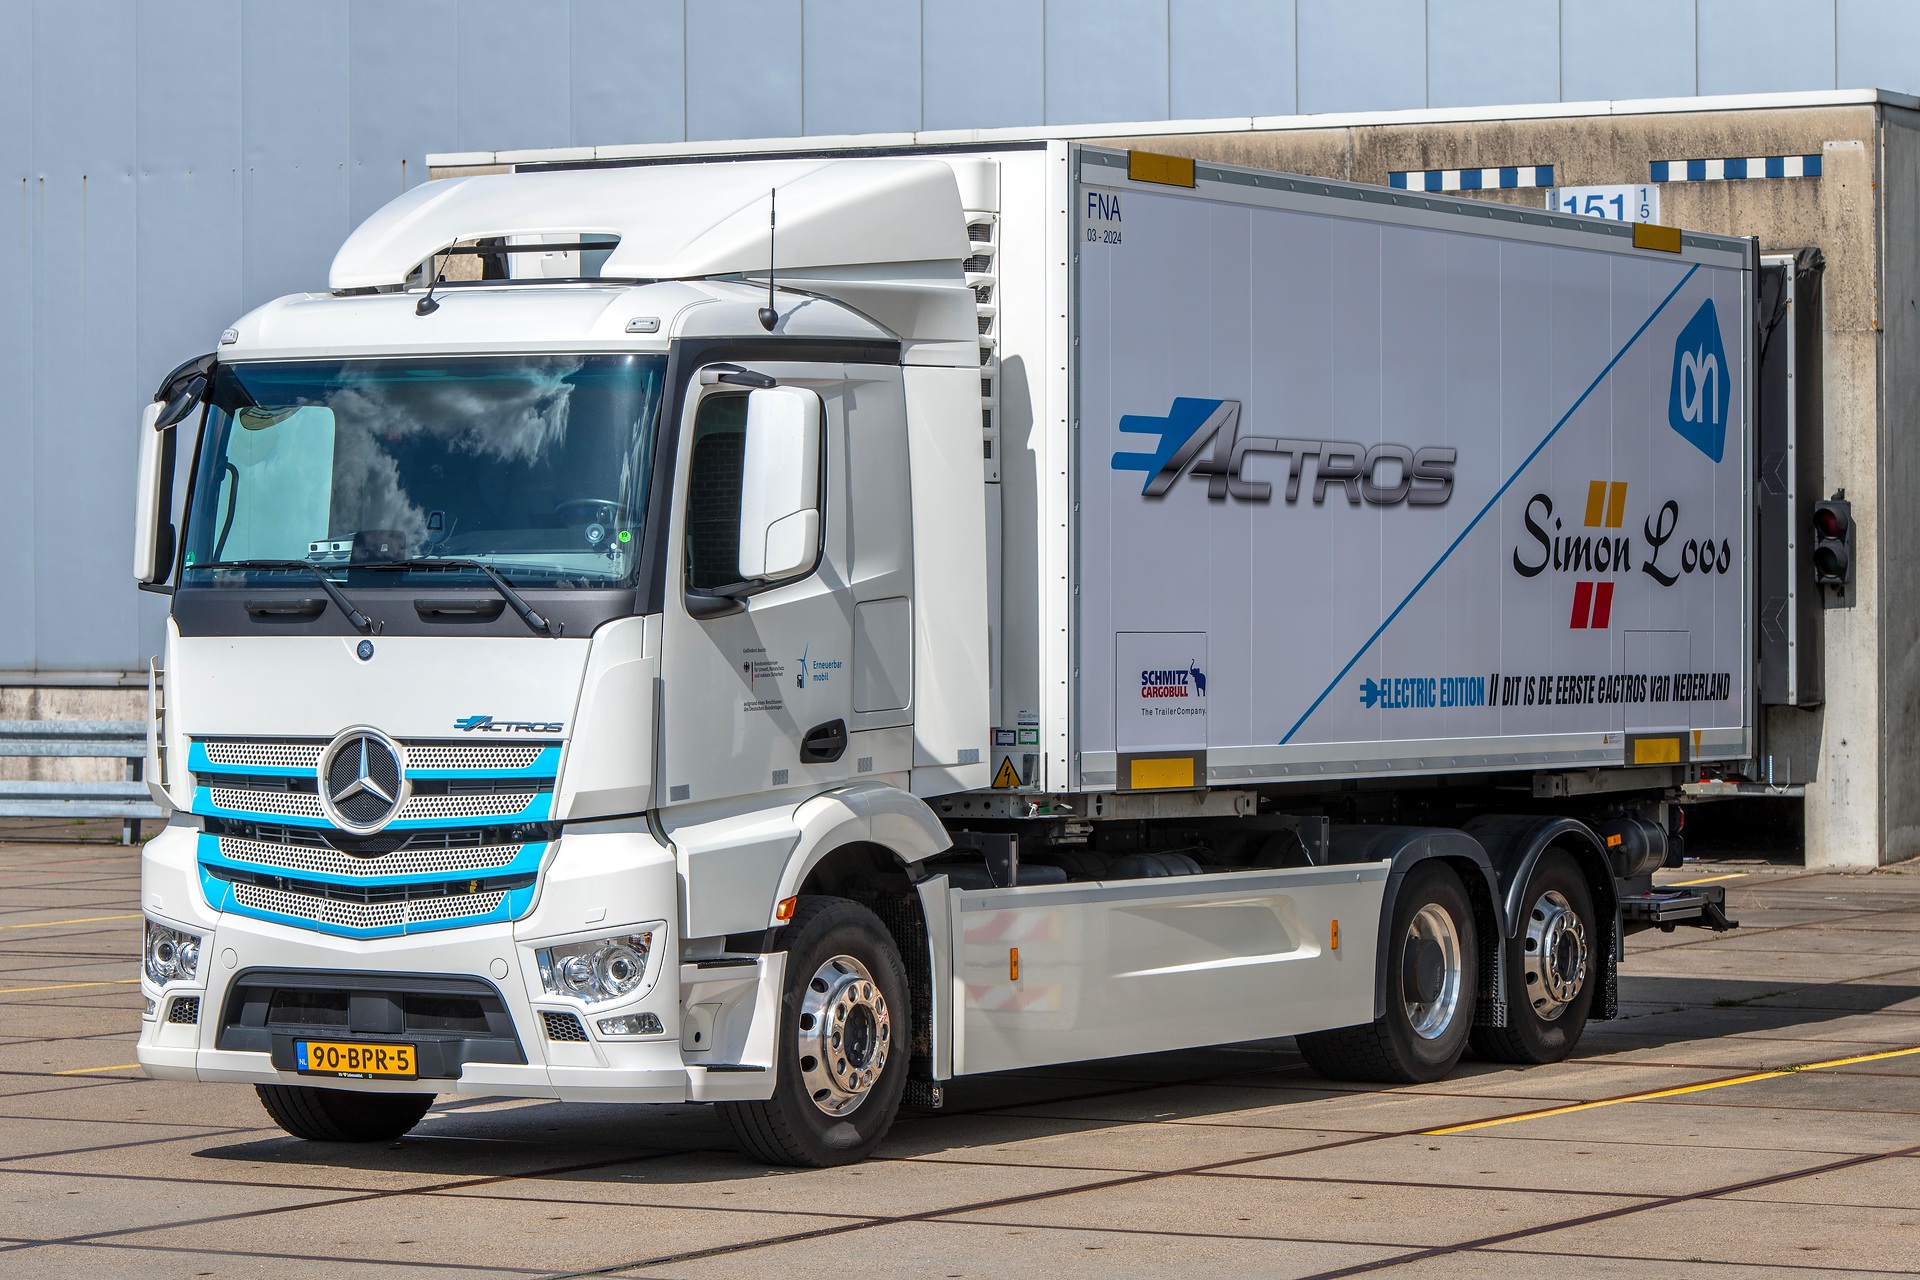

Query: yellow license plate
left=295, top=1040, right=417, bottom=1078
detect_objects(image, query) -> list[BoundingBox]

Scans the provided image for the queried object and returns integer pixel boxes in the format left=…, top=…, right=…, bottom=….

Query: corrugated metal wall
left=7, top=0, right=1918, bottom=678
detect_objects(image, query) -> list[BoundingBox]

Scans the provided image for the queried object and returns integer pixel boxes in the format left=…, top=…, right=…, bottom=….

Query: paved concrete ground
left=5, top=842, right=1920, bottom=1279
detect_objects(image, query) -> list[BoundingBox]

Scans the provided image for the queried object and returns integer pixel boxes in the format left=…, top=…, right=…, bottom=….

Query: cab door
left=657, top=363, right=855, bottom=807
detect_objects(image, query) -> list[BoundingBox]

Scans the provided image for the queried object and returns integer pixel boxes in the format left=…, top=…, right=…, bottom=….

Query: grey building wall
left=8, top=0, right=1920, bottom=679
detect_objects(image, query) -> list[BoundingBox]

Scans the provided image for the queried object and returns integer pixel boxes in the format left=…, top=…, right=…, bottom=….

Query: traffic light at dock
left=1811, top=495, right=1852, bottom=590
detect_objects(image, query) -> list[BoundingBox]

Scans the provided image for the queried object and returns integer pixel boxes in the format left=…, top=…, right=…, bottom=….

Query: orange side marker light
left=1009, top=947, right=1020, bottom=981
left=1330, top=920, right=1340, bottom=950
left=774, top=896, right=797, bottom=922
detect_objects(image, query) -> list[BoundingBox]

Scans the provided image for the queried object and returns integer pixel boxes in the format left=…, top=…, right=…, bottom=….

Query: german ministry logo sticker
left=1669, top=298, right=1729, bottom=462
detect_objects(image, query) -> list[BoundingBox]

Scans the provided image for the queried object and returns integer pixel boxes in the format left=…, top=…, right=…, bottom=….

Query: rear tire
left=716, top=896, right=911, bottom=1167
left=254, top=1084, right=434, bottom=1142
left=1298, top=861, right=1478, bottom=1084
left=1470, top=850, right=1596, bottom=1064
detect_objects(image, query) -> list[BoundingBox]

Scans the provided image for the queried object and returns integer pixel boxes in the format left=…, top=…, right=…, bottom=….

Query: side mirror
left=134, top=401, right=177, bottom=584
left=154, top=373, right=206, bottom=429
left=737, top=387, right=823, bottom=582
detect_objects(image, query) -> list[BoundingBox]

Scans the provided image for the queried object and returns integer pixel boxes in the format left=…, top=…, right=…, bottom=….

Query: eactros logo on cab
left=453, top=715, right=565, bottom=733
left=1111, top=397, right=1455, bottom=505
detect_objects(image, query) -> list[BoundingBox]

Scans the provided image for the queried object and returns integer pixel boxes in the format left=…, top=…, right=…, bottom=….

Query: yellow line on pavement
left=0, top=913, right=142, bottom=930
left=53, top=1063, right=142, bottom=1075
left=0, top=978, right=140, bottom=995
left=1427, top=1044, right=1920, bottom=1135
left=1667, top=872, right=1747, bottom=886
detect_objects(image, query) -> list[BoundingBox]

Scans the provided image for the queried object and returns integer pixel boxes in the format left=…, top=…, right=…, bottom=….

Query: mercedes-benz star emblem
left=318, top=727, right=407, bottom=834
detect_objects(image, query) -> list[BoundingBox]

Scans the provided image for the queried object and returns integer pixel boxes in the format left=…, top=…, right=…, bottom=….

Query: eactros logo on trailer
left=1111, top=397, right=1455, bottom=505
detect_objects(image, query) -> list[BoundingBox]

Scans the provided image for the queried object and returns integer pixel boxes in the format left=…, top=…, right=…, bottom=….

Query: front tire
left=1298, top=861, right=1478, bottom=1084
left=1470, top=850, right=1596, bottom=1064
left=254, top=1084, right=433, bottom=1142
left=716, top=896, right=911, bottom=1167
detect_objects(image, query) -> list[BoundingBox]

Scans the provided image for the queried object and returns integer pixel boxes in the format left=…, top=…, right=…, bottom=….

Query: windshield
left=180, top=354, right=665, bottom=588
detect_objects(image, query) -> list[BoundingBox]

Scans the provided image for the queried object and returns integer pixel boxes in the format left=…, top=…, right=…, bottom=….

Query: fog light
left=144, top=921, right=202, bottom=985
left=536, top=931, right=655, bottom=1005
left=596, top=1012, right=664, bottom=1037
left=142, top=998, right=157, bottom=1021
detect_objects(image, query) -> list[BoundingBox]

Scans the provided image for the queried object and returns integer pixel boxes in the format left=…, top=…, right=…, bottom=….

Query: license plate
left=295, top=1040, right=417, bottom=1078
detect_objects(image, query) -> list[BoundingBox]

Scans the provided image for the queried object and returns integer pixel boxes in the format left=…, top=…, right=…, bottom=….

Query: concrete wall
left=1876, top=111, right=1920, bottom=864
left=1105, top=105, right=1896, bottom=865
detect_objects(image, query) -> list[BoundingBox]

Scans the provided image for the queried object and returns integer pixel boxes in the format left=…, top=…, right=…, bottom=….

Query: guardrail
left=0, top=720, right=166, bottom=844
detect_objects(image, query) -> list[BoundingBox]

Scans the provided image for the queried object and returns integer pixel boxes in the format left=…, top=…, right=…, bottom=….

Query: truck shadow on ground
left=187, top=973, right=1920, bottom=1180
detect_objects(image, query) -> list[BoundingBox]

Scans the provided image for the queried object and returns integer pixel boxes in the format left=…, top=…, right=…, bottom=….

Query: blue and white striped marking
left=1651, top=155, right=1821, bottom=183
left=1389, top=165, right=1554, bottom=193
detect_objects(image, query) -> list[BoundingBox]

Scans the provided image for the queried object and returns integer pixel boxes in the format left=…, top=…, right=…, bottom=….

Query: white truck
left=133, top=143, right=1753, bottom=1166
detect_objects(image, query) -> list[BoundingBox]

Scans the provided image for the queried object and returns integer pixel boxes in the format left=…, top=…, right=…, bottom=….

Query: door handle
left=244, top=597, right=326, bottom=618
left=800, top=719, right=847, bottom=764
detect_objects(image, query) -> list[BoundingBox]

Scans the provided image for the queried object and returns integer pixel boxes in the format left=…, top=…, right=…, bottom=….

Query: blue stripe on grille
left=188, top=741, right=560, bottom=780
left=196, top=832, right=549, bottom=888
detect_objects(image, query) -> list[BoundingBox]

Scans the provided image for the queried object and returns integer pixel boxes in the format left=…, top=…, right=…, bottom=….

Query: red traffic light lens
left=1814, top=506, right=1848, bottom=539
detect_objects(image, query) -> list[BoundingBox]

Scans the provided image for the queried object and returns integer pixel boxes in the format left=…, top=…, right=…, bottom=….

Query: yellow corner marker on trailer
left=1633, top=736, right=1682, bottom=765
left=1128, top=150, right=1196, bottom=188
left=1129, top=756, right=1195, bottom=789
left=1632, top=221, right=1683, bottom=253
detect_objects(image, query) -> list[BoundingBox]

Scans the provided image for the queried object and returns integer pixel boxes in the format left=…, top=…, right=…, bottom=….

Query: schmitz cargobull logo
left=1111, top=397, right=1454, bottom=505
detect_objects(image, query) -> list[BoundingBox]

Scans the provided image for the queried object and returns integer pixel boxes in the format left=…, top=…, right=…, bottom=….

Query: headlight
left=144, top=921, right=201, bottom=985
left=536, top=932, right=653, bottom=1005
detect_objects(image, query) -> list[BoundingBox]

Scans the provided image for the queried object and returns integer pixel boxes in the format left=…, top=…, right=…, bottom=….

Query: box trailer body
left=968, top=146, right=1753, bottom=795
left=130, top=142, right=1749, bottom=1165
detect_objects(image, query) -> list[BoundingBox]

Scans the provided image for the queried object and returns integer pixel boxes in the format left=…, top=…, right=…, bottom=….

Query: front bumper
left=136, top=822, right=713, bottom=1103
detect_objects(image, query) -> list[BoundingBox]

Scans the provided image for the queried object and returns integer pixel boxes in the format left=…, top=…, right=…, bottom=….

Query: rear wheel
left=1471, top=850, right=1596, bottom=1064
left=716, top=896, right=910, bottom=1167
left=254, top=1084, right=434, bottom=1142
left=1298, top=861, right=1478, bottom=1084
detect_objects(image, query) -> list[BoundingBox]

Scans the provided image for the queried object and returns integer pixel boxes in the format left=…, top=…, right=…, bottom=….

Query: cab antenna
left=757, top=188, right=778, bottom=332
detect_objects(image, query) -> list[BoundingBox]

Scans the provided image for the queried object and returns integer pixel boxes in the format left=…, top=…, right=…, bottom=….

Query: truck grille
left=230, top=881, right=507, bottom=931
left=196, top=735, right=559, bottom=936
left=216, top=835, right=529, bottom=879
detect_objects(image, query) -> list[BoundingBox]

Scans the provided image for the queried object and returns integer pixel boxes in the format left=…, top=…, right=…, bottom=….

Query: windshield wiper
left=192, top=560, right=382, bottom=634
left=358, top=558, right=562, bottom=638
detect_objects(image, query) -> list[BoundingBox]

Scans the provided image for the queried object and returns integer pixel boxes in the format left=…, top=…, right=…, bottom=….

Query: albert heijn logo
left=1669, top=298, right=1729, bottom=462
left=1569, top=479, right=1627, bottom=629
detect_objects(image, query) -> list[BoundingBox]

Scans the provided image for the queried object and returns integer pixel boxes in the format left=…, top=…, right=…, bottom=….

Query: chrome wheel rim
left=1403, top=902, right=1464, bottom=1040
left=1524, top=888, right=1589, bottom=1021
left=796, top=954, right=891, bottom=1116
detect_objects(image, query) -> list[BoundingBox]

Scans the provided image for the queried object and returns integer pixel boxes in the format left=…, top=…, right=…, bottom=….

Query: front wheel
left=716, top=896, right=911, bottom=1166
left=1298, top=861, right=1478, bottom=1084
left=1470, top=850, right=1597, bottom=1064
left=255, top=1084, right=433, bottom=1142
